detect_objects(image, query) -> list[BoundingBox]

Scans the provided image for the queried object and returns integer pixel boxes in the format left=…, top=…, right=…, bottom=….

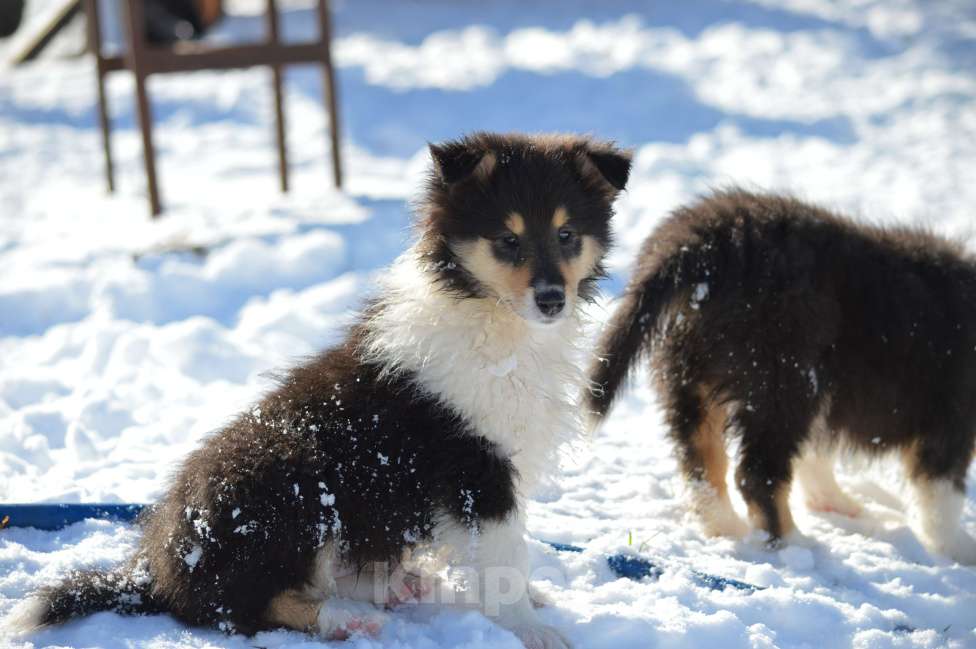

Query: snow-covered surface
left=2, top=0, right=976, bottom=647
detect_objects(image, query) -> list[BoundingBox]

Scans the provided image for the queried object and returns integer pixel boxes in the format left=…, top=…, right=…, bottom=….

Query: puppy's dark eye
left=558, top=228, right=577, bottom=244
left=498, top=233, right=519, bottom=248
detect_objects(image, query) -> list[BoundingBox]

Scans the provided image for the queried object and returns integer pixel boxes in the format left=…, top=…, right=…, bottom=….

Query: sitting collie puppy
left=586, top=189, right=976, bottom=564
left=11, top=133, right=631, bottom=647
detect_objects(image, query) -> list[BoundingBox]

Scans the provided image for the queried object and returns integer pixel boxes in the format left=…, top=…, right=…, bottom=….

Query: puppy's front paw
left=317, top=599, right=385, bottom=640
left=513, top=623, right=572, bottom=649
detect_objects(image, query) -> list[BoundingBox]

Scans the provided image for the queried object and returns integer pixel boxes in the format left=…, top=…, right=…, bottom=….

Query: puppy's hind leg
left=733, top=399, right=818, bottom=545
left=794, top=446, right=862, bottom=518
left=265, top=547, right=387, bottom=639
left=265, top=589, right=387, bottom=640
left=265, top=590, right=318, bottom=634
left=668, top=385, right=747, bottom=538
left=903, top=443, right=976, bottom=564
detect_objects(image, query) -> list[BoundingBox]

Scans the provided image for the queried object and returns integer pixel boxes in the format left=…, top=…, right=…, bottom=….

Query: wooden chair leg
left=121, top=0, right=162, bottom=217
left=133, top=74, right=162, bottom=217
left=317, top=0, right=342, bottom=189
left=271, top=67, right=288, bottom=192
left=266, top=0, right=288, bottom=192
left=85, top=0, right=114, bottom=193
left=95, top=67, right=115, bottom=193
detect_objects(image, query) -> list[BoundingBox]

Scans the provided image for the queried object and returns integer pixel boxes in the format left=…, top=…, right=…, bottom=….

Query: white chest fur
left=363, top=253, right=584, bottom=490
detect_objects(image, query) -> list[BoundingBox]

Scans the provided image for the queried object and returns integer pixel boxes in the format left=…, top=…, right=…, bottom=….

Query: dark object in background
left=145, top=0, right=206, bottom=44
left=0, top=0, right=26, bottom=38
left=87, top=0, right=342, bottom=217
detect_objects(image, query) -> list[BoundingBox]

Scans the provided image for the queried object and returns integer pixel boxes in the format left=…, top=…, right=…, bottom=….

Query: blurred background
left=3, top=0, right=976, bottom=552
left=2, top=3, right=976, bottom=646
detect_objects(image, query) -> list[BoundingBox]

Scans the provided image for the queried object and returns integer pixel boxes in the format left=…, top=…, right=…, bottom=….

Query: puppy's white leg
left=685, top=396, right=748, bottom=538
left=480, top=519, right=570, bottom=649
left=909, top=478, right=976, bottom=565
left=439, top=514, right=571, bottom=649
left=689, top=479, right=749, bottom=538
left=794, top=449, right=862, bottom=518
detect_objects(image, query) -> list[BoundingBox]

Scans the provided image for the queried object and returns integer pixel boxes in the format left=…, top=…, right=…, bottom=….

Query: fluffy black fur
left=587, top=189, right=976, bottom=539
left=34, top=325, right=516, bottom=635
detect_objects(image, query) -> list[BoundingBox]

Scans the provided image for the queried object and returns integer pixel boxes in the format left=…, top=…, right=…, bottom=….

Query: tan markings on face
left=552, top=206, right=569, bottom=230
left=454, top=239, right=532, bottom=306
left=265, top=589, right=320, bottom=632
left=559, top=235, right=603, bottom=299
left=505, top=211, right=525, bottom=236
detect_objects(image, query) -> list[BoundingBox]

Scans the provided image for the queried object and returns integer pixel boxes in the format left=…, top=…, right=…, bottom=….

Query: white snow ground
left=2, top=0, right=976, bottom=647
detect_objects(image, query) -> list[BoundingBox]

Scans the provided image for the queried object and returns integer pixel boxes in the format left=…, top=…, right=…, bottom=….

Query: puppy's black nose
left=534, top=286, right=565, bottom=317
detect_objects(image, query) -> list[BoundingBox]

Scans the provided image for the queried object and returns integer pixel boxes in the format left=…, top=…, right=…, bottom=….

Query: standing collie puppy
left=586, top=189, right=976, bottom=563
left=11, top=133, right=631, bottom=647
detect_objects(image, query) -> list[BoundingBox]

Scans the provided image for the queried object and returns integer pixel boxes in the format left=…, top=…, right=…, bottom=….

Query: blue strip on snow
left=1, top=503, right=146, bottom=530
left=606, top=554, right=665, bottom=581
left=557, top=547, right=759, bottom=592
left=689, top=569, right=761, bottom=592
left=0, top=504, right=761, bottom=592
left=545, top=541, right=585, bottom=553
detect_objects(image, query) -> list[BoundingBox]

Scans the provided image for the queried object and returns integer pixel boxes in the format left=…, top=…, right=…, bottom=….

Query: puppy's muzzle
left=533, top=284, right=565, bottom=317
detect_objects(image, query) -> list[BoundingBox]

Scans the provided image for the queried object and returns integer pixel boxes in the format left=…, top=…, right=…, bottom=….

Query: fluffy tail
left=585, top=268, right=683, bottom=428
left=6, top=563, right=160, bottom=635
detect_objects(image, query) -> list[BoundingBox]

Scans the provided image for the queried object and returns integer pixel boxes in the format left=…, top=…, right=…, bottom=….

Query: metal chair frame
left=84, top=0, right=343, bottom=217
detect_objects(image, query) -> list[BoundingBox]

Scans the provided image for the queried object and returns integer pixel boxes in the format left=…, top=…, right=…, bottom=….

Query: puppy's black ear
left=429, top=141, right=496, bottom=185
left=576, top=142, right=632, bottom=197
